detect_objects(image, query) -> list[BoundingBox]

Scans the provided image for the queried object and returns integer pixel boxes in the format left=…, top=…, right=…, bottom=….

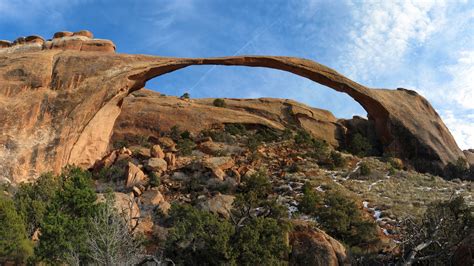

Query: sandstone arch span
left=127, top=56, right=391, bottom=144
left=123, top=55, right=463, bottom=173
left=0, top=33, right=464, bottom=183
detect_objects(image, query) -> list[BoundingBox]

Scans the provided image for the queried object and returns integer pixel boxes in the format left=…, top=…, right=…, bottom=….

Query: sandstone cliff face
left=0, top=30, right=465, bottom=183
left=112, top=89, right=344, bottom=147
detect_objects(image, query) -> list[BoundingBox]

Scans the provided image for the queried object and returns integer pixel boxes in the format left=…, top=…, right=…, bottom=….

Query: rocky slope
left=0, top=30, right=468, bottom=184
left=93, top=124, right=473, bottom=263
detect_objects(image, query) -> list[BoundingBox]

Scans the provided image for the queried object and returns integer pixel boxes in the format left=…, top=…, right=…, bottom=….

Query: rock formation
left=112, top=89, right=344, bottom=147
left=0, top=30, right=465, bottom=183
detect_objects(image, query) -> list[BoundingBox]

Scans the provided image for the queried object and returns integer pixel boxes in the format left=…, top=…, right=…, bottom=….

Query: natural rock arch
left=127, top=56, right=391, bottom=142
left=0, top=33, right=464, bottom=183
left=122, top=56, right=463, bottom=172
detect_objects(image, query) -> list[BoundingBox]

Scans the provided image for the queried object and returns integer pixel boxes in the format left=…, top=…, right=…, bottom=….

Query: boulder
left=53, top=31, right=74, bottom=38
left=130, top=145, right=151, bottom=158
left=97, top=192, right=140, bottom=229
left=0, top=40, right=12, bottom=48
left=80, top=39, right=115, bottom=53
left=289, top=221, right=349, bottom=266
left=158, top=137, right=177, bottom=152
left=132, top=186, right=142, bottom=197
left=73, top=30, right=94, bottom=38
left=204, top=156, right=235, bottom=170
left=199, top=193, right=235, bottom=219
left=151, top=144, right=165, bottom=159
left=13, top=37, right=26, bottom=45
left=165, top=153, right=176, bottom=168
left=24, top=35, right=45, bottom=44
left=147, top=158, right=167, bottom=172
left=135, top=216, right=154, bottom=235
left=463, top=150, right=474, bottom=167
left=158, top=200, right=171, bottom=215
left=93, top=149, right=118, bottom=169
left=141, top=189, right=164, bottom=207
left=171, top=171, right=190, bottom=181
left=126, top=162, right=147, bottom=188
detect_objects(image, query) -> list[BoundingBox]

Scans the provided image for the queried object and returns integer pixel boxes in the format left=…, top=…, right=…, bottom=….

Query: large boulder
left=97, top=192, right=140, bottom=229
left=147, top=157, right=167, bottom=172
left=126, top=162, right=147, bottom=188
left=289, top=221, right=350, bottom=266
left=463, top=150, right=474, bottom=167
left=198, top=193, right=235, bottom=219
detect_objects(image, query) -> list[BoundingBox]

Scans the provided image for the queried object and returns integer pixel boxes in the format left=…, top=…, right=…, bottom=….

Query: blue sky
left=1, top=0, right=473, bottom=149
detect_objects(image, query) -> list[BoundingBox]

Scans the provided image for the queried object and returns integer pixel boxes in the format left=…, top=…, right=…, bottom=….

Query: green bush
left=294, top=130, right=329, bottom=160
left=233, top=171, right=287, bottom=222
left=127, top=135, right=152, bottom=148
left=400, top=196, right=473, bottom=264
left=165, top=204, right=235, bottom=265
left=180, top=92, right=190, bottom=99
left=148, top=171, right=160, bottom=187
left=288, top=163, right=300, bottom=173
left=14, top=173, right=61, bottom=236
left=298, top=182, right=321, bottom=215
left=201, top=129, right=235, bottom=144
left=233, top=216, right=290, bottom=265
left=170, top=125, right=182, bottom=141
left=0, top=195, right=33, bottom=263
left=359, top=162, right=371, bottom=176
left=281, top=128, right=293, bottom=140
left=113, top=139, right=128, bottom=149
left=294, top=130, right=313, bottom=145
left=95, top=162, right=127, bottom=182
left=330, top=151, right=346, bottom=168
left=180, top=130, right=192, bottom=140
left=317, top=190, right=378, bottom=247
left=213, top=98, right=227, bottom=107
left=166, top=170, right=291, bottom=265
left=348, top=133, right=373, bottom=157
left=444, top=157, right=469, bottom=180
left=247, top=135, right=262, bottom=152
left=243, top=128, right=281, bottom=152
left=255, top=128, right=280, bottom=143
left=237, top=171, right=272, bottom=207
left=36, top=167, right=98, bottom=263
left=225, top=123, right=247, bottom=135
left=177, top=138, right=196, bottom=156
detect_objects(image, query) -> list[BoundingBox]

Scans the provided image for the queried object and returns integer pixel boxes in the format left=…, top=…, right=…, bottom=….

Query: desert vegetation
left=1, top=125, right=472, bottom=265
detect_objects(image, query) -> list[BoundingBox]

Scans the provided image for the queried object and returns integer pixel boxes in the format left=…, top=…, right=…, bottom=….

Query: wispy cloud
left=337, top=0, right=474, bottom=149
left=441, top=110, right=474, bottom=150
left=443, top=50, right=474, bottom=110
left=0, top=0, right=77, bottom=19
left=341, top=0, right=447, bottom=83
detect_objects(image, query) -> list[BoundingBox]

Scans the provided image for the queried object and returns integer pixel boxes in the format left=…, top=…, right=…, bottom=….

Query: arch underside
left=127, top=56, right=392, bottom=144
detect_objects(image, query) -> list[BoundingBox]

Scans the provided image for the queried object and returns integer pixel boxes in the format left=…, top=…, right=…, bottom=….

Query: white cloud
left=441, top=110, right=474, bottom=150
left=0, top=0, right=85, bottom=26
left=443, top=50, right=474, bottom=110
left=342, top=0, right=446, bottom=82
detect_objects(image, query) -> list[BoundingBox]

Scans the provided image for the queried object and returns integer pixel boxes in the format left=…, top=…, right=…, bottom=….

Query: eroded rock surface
left=112, top=89, right=344, bottom=147
left=0, top=30, right=464, bottom=183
